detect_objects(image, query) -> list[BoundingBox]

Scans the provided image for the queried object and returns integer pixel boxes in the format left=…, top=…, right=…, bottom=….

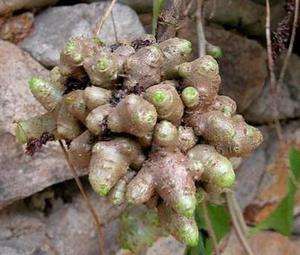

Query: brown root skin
left=158, top=204, right=199, bottom=247
left=68, top=130, right=94, bottom=169
left=83, top=86, right=112, bottom=110
left=84, top=44, right=134, bottom=88
left=50, top=66, right=66, bottom=92
left=56, top=102, right=82, bottom=140
left=109, top=171, right=135, bottom=206
left=145, top=80, right=184, bottom=126
left=107, top=94, right=158, bottom=138
left=153, top=120, right=178, bottom=149
left=187, top=110, right=263, bottom=157
left=15, top=112, right=57, bottom=144
left=60, top=36, right=102, bottom=76
left=208, top=95, right=237, bottom=117
left=83, top=48, right=119, bottom=88
left=124, top=45, right=164, bottom=90
left=126, top=149, right=196, bottom=218
left=137, top=132, right=153, bottom=148
left=159, top=37, right=192, bottom=79
left=64, top=90, right=88, bottom=123
left=177, top=55, right=221, bottom=108
left=187, top=145, right=235, bottom=189
left=85, top=104, right=113, bottom=135
left=89, top=138, right=145, bottom=196
left=177, top=126, right=197, bottom=153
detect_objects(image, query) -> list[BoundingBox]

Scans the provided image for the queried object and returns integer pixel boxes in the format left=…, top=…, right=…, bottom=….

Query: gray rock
left=85, top=0, right=153, bottom=13
left=0, top=40, right=46, bottom=135
left=0, top=187, right=125, bottom=255
left=244, top=54, right=300, bottom=124
left=0, top=40, right=86, bottom=209
left=0, top=0, right=58, bottom=15
left=20, top=2, right=145, bottom=67
left=146, top=236, right=185, bottom=255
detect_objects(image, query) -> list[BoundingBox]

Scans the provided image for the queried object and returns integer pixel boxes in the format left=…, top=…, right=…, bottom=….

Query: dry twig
left=196, top=0, right=206, bottom=57
left=94, top=0, right=117, bottom=37
left=226, top=192, right=254, bottom=255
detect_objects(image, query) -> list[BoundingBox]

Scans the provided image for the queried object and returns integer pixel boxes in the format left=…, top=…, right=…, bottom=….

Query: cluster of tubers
left=15, top=34, right=263, bottom=247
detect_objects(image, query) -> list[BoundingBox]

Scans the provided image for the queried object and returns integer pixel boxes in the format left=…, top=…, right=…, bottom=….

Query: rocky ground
left=0, top=0, right=300, bottom=254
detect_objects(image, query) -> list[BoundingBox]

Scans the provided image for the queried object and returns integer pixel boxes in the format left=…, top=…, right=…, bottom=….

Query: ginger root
left=89, top=138, right=145, bottom=196
left=16, top=34, right=263, bottom=247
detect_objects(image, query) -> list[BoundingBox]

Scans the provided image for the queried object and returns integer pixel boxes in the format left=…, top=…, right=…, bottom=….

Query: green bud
left=152, top=90, right=169, bottom=105
left=181, top=87, right=199, bottom=108
left=175, top=195, right=196, bottom=218
left=96, top=57, right=110, bottom=71
left=207, top=44, right=223, bottom=59
left=179, top=40, right=192, bottom=54
left=29, top=77, right=62, bottom=111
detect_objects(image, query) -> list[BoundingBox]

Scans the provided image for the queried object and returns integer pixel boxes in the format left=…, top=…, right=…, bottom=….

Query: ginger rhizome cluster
left=15, top=34, right=263, bottom=247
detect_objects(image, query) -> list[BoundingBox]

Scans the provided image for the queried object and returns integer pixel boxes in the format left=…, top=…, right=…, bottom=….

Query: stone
left=20, top=2, right=145, bottom=67
left=86, top=0, right=153, bottom=13
left=0, top=186, right=125, bottom=255
left=205, top=26, right=267, bottom=112
left=244, top=54, right=300, bottom=124
left=0, top=0, right=58, bottom=15
left=220, top=230, right=299, bottom=255
left=203, top=0, right=285, bottom=38
left=0, top=40, right=87, bottom=209
left=0, top=12, right=34, bottom=44
left=146, top=236, right=185, bottom=255
left=178, top=23, right=267, bottom=112
left=0, top=40, right=46, bottom=135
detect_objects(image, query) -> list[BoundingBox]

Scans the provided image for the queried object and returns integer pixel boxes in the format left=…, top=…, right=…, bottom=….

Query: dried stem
left=226, top=191, right=248, bottom=235
left=202, top=200, right=220, bottom=255
left=278, top=0, right=299, bottom=85
left=111, top=8, right=119, bottom=43
left=265, top=0, right=276, bottom=100
left=94, top=0, right=117, bottom=37
left=265, top=0, right=283, bottom=141
left=183, top=0, right=195, bottom=16
left=196, top=0, right=206, bottom=57
left=59, top=140, right=106, bottom=255
left=226, top=192, right=254, bottom=255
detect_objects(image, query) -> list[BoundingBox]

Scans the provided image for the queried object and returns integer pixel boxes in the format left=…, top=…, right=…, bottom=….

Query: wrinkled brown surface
left=127, top=149, right=196, bottom=214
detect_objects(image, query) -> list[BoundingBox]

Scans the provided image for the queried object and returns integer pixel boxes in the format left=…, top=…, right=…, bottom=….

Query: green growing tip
left=182, top=87, right=199, bottom=108
left=28, top=77, right=45, bottom=93
left=97, top=184, right=110, bottom=196
left=179, top=223, right=199, bottom=247
left=179, top=40, right=192, bottom=54
left=175, top=196, right=196, bottom=218
left=215, top=169, right=235, bottom=189
left=207, top=46, right=223, bottom=59
left=96, top=58, right=110, bottom=71
left=152, top=90, right=168, bottom=105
